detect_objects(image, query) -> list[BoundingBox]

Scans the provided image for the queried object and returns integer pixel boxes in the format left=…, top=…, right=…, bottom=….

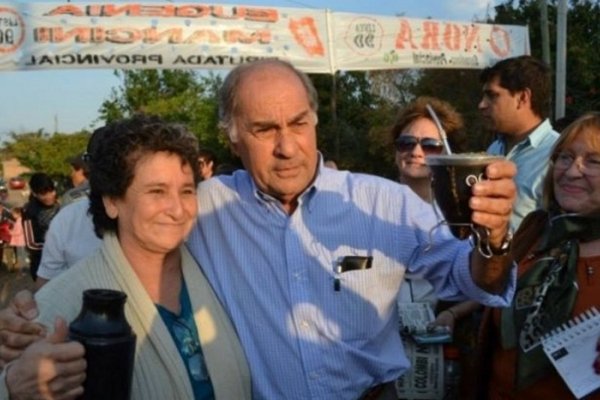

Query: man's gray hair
left=218, top=59, right=319, bottom=142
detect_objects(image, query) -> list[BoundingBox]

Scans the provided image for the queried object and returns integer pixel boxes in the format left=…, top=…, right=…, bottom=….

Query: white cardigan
left=31, top=233, right=251, bottom=400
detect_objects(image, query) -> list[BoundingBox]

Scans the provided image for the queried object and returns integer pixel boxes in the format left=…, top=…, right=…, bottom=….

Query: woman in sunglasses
left=390, top=96, right=466, bottom=202
left=392, top=97, right=479, bottom=398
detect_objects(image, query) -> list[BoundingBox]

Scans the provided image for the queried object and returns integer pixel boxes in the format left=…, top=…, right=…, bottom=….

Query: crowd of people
left=0, top=55, right=597, bottom=400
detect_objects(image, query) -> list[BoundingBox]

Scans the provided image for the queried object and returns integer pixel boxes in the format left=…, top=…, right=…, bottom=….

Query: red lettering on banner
left=489, top=26, right=510, bottom=57
left=443, top=24, right=461, bottom=51
left=45, top=5, right=85, bottom=17
left=396, top=19, right=508, bottom=55
left=45, top=4, right=279, bottom=23
left=35, top=26, right=91, bottom=42
left=102, top=5, right=164, bottom=17
left=289, top=17, right=324, bottom=56
left=211, top=6, right=238, bottom=19
left=33, top=26, right=272, bottom=45
left=183, top=29, right=220, bottom=44
left=421, top=21, right=440, bottom=50
left=243, top=8, right=278, bottom=23
left=107, top=28, right=142, bottom=43
left=464, top=25, right=481, bottom=52
left=223, top=29, right=271, bottom=44
left=174, top=6, right=210, bottom=18
left=394, top=20, right=418, bottom=50
left=143, top=28, right=184, bottom=44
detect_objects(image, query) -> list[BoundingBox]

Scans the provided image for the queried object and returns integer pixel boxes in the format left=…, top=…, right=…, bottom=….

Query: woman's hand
left=430, top=309, right=457, bottom=332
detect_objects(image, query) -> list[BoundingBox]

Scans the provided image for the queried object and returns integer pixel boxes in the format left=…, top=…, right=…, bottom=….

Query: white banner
left=0, top=2, right=529, bottom=73
left=332, top=13, right=530, bottom=71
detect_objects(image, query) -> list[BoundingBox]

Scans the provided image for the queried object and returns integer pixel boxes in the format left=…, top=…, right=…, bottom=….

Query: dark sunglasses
left=394, top=135, right=444, bottom=154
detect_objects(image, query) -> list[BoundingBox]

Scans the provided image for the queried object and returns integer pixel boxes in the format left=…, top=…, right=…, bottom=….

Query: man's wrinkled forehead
left=234, top=64, right=310, bottom=114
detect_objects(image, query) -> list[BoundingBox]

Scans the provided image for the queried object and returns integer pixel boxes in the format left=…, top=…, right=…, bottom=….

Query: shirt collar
left=248, top=154, right=323, bottom=213
left=526, top=119, right=553, bottom=148
left=493, top=118, right=553, bottom=153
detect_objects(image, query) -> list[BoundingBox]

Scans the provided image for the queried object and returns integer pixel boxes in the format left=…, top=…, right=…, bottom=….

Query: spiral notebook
left=541, top=307, right=600, bottom=399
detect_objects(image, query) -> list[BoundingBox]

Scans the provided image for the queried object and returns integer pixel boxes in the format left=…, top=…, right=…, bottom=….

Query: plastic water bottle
left=69, top=289, right=136, bottom=400
left=443, top=344, right=461, bottom=400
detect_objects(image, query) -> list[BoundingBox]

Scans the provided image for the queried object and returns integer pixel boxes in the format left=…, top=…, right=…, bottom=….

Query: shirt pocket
left=331, top=261, right=404, bottom=341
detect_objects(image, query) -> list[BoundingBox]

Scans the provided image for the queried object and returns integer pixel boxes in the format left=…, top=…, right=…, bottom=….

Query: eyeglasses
left=394, top=135, right=444, bottom=154
left=554, top=151, right=600, bottom=177
left=172, top=317, right=210, bottom=383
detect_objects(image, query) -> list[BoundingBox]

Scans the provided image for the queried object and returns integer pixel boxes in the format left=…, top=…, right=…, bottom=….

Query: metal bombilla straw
left=425, top=104, right=494, bottom=258
left=424, top=103, right=451, bottom=251
left=425, top=104, right=452, bottom=155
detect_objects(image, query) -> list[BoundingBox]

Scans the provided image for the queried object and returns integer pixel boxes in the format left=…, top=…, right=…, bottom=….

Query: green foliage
left=311, top=71, right=399, bottom=178
left=412, top=69, right=489, bottom=151
left=493, top=0, right=600, bottom=118
left=98, top=69, right=230, bottom=164
left=3, top=130, right=90, bottom=178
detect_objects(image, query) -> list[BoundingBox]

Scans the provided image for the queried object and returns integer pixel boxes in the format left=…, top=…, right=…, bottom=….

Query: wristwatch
left=474, top=227, right=513, bottom=258
left=487, top=229, right=513, bottom=256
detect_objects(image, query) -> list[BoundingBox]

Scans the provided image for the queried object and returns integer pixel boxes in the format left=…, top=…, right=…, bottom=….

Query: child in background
left=8, top=207, right=26, bottom=273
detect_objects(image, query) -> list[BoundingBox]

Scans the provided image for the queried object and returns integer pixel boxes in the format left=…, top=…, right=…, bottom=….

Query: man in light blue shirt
left=479, top=55, right=560, bottom=230
left=35, top=199, right=101, bottom=289
left=187, top=59, right=518, bottom=399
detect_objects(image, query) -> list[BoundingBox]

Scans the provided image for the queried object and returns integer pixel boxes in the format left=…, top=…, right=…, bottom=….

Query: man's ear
left=229, top=140, right=240, bottom=157
left=517, top=88, right=532, bottom=109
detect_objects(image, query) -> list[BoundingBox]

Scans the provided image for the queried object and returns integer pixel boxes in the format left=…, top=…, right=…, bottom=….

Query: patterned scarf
left=500, top=212, right=600, bottom=389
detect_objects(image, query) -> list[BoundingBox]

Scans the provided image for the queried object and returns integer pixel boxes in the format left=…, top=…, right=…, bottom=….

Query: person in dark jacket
left=22, top=173, right=59, bottom=281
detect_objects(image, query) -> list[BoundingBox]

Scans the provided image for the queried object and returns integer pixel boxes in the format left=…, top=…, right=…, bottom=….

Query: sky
left=0, top=0, right=504, bottom=137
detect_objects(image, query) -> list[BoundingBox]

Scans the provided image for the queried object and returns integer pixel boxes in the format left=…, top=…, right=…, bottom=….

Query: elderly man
left=0, top=59, right=517, bottom=400
left=187, top=59, right=516, bottom=399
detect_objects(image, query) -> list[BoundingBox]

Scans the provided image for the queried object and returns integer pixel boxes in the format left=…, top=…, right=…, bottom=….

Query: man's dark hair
left=68, top=153, right=90, bottom=178
left=480, top=55, right=552, bottom=119
left=28, top=172, right=55, bottom=195
left=87, top=114, right=200, bottom=237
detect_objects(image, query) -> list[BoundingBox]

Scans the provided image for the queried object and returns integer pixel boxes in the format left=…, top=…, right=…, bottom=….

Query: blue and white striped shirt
left=187, top=163, right=515, bottom=400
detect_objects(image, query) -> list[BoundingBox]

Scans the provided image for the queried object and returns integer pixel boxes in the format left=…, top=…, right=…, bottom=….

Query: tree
left=99, top=69, right=232, bottom=165
left=3, top=130, right=90, bottom=186
left=493, top=0, right=600, bottom=119
left=311, top=70, right=400, bottom=177
left=412, top=68, right=488, bottom=151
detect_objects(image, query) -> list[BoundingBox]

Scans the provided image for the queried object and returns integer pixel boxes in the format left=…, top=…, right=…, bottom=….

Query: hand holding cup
left=467, top=157, right=516, bottom=250
left=427, top=154, right=516, bottom=251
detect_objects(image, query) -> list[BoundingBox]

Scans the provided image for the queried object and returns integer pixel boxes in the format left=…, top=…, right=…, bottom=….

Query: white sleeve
left=36, top=212, right=68, bottom=281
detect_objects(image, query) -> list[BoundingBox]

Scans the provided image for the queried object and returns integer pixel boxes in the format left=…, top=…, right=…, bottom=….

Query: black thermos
left=69, top=289, right=137, bottom=400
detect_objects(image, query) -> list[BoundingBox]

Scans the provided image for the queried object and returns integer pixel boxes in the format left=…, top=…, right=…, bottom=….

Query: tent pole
left=555, top=0, right=567, bottom=120
left=331, top=72, right=339, bottom=161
